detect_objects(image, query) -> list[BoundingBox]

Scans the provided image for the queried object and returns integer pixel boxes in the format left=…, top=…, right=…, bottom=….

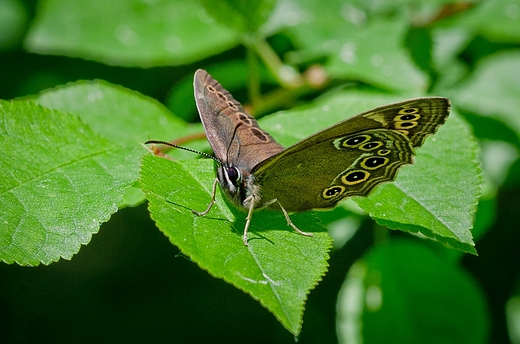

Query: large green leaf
left=0, top=100, right=142, bottom=266
left=24, top=0, right=237, bottom=67
left=140, top=155, right=332, bottom=335
left=0, top=79, right=198, bottom=266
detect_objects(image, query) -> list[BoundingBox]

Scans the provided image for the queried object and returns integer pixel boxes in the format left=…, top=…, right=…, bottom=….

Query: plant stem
left=250, top=37, right=302, bottom=88
left=246, top=46, right=261, bottom=108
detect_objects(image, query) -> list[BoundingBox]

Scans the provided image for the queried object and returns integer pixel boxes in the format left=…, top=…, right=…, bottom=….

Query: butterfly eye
left=226, top=167, right=240, bottom=184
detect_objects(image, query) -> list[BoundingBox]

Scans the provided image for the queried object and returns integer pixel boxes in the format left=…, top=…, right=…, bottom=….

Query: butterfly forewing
left=194, top=69, right=283, bottom=172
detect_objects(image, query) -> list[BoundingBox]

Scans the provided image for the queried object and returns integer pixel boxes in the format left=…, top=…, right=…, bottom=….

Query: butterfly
left=148, top=69, right=450, bottom=245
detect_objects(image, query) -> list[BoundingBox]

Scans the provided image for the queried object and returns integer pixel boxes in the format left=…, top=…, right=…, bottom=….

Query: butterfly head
left=216, top=163, right=255, bottom=209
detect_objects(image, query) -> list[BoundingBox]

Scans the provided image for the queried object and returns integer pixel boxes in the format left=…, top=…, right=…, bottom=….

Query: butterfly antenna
left=145, top=140, right=220, bottom=163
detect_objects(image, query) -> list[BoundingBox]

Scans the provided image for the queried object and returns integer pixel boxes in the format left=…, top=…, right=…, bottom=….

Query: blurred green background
left=1, top=0, right=520, bottom=342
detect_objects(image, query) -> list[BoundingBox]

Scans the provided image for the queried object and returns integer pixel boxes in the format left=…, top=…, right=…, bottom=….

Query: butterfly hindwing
left=253, top=98, right=450, bottom=212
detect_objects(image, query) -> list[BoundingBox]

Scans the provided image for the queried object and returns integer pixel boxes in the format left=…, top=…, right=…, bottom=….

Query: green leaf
left=24, top=0, right=237, bottom=67
left=325, top=19, right=427, bottom=92
left=140, top=155, right=332, bottom=335
left=337, top=240, right=489, bottom=343
left=0, top=100, right=142, bottom=266
left=452, top=51, right=520, bottom=141
left=282, top=0, right=427, bottom=92
left=260, top=90, right=481, bottom=254
left=200, top=0, right=277, bottom=34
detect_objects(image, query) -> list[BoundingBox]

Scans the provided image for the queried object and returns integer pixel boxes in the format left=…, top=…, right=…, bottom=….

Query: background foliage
left=1, top=0, right=519, bottom=342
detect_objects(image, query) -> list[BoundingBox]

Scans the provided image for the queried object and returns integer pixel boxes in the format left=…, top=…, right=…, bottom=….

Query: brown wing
left=194, top=69, right=283, bottom=171
left=253, top=97, right=450, bottom=212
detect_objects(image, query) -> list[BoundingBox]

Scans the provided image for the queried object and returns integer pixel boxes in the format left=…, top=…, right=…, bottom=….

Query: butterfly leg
left=192, top=178, right=219, bottom=216
left=277, top=201, right=314, bottom=238
left=242, top=195, right=256, bottom=246
left=242, top=197, right=314, bottom=245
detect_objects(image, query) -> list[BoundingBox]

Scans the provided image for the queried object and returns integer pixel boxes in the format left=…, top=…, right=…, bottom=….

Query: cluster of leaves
left=1, top=0, right=519, bottom=341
